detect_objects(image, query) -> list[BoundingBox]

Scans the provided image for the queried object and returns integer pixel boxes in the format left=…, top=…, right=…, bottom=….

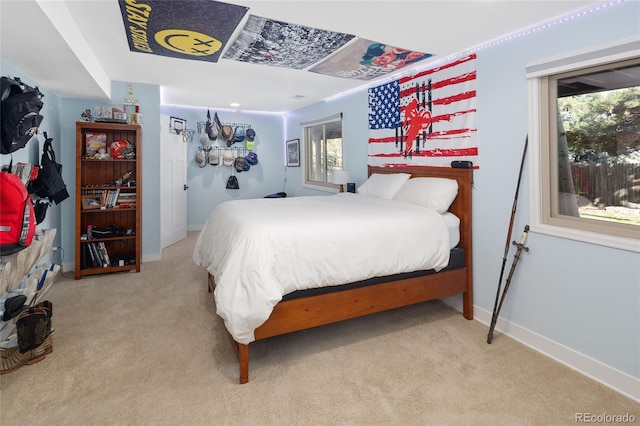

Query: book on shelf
left=81, top=244, right=88, bottom=269
left=117, top=192, right=136, bottom=199
left=100, top=189, right=121, bottom=208
left=116, top=192, right=136, bottom=208
left=99, top=242, right=110, bottom=267
left=94, top=242, right=105, bottom=267
left=109, top=188, right=120, bottom=208
left=87, top=242, right=109, bottom=268
left=86, top=242, right=99, bottom=268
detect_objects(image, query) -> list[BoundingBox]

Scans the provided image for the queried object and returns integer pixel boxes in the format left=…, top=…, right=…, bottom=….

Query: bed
left=193, top=165, right=473, bottom=383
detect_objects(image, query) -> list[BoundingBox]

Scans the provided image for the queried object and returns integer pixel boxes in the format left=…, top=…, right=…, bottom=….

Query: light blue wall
left=285, top=1, right=640, bottom=380
left=163, top=97, right=369, bottom=224
left=284, top=90, right=370, bottom=196
left=472, top=1, right=639, bottom=379
left=160, top=105, right=287, bottom=227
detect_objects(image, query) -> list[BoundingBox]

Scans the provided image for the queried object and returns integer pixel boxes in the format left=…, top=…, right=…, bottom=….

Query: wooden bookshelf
left=74, top=121, right=141, bottom=279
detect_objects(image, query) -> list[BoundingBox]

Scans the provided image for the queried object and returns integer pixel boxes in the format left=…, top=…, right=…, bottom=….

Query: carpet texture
left=1, top=232, right=638, bottom=425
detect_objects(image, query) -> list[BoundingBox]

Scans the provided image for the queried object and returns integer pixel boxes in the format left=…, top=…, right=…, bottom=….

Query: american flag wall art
left=368, top=54, right=477, bottom=168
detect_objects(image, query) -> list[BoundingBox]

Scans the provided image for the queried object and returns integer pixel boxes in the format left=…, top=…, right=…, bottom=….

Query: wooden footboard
left=210, top=266, right=470, bottom=384
left=254, top=268, right=468, bottom=339
left=208, top=166, right=473, bottom=384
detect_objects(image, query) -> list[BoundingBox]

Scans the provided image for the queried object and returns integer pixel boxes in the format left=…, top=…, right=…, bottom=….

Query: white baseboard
left=61, top=261, right=74, bottom=273
left=61, top=253, right=162, bottom=273
left=442, top=297, right=640, bottom=403
left=141, top=253, right=162, bottom=263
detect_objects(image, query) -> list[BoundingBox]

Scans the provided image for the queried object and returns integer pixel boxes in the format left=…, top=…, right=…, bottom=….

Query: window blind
left=299, top=112, right=342, bottom=128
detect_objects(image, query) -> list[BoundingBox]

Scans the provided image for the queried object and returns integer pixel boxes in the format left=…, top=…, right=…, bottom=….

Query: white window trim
left=526, top=36, right=640, bottom=253
left=300, top=113, right=343, bottom=193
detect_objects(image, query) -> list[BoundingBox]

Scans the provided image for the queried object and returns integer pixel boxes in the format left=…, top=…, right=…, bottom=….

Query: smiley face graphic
left=154, top=29, right=222, bottom=57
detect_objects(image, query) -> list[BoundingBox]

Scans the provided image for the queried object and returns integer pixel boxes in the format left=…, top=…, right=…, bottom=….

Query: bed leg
left=239, top=343, right=249, bottom=384
left=463, top=290, right=473, bottom=320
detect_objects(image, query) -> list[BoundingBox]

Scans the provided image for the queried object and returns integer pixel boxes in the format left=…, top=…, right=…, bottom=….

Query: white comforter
left=193, top=193, right=451, bottom=344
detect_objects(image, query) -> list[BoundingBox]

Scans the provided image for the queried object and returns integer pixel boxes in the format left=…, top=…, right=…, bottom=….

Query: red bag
left=0, top=171, right=36, bottom=255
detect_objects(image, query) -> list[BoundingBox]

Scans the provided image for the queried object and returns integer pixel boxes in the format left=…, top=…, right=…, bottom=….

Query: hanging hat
left=246, top=128, right=256, bottom=142
left=205, top=110, right=217, bottom=141
left=200, top=134, right=211, bottom=148
left=245, top=151, right=259, bottom=165
left=243, top=159, right=251, bottom=172
left=234, top=156, right=245, bottom=172
left=234, top=127, right=245, bottom=143
left=222, top=150, right=234, bottom=166
left=195, top=150, right=206, bottom=168
left=213, top=112, right=222, bottom=130
left=220, top=125, right=234, bottom=143
left=246, top=140, right=255, bottom=151
left=208, top=149, right=219, bottom=166
left=207, top=125, right=218, bottom=141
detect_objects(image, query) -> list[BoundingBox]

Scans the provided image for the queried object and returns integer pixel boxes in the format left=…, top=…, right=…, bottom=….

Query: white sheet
left=193, top=193, right=452, bottom=344
left=442, top=212, right=460, bottom=249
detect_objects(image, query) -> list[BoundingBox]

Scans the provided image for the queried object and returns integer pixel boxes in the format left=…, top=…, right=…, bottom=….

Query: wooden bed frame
left=208, top=165, right=473, bottom=383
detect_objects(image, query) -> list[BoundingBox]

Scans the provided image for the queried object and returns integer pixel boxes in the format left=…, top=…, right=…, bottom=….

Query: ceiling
left=0, top=0, right=606, bottom=113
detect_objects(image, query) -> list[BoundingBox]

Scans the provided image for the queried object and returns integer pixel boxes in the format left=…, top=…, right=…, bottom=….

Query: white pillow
left=357, top=173, right=411, bottom=199
left=393, top=177, right=458, bottom=213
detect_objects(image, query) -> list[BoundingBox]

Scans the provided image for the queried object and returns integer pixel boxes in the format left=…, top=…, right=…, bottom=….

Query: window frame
left=526, top=37, right=640, bottom=253
left=301, top=114, right=344, bottom=192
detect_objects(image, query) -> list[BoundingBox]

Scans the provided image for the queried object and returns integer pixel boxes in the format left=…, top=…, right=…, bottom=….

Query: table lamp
left=332, top=170, right=350, bottom=193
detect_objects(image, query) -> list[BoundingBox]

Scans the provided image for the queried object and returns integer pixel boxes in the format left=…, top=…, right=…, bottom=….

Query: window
left=527, top=38, right=640, bottom=252
left=302, top=114, right=344, bottom=190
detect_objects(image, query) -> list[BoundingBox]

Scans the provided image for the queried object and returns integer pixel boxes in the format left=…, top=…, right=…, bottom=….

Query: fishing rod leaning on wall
left=487, top=136, right=530, bottom=344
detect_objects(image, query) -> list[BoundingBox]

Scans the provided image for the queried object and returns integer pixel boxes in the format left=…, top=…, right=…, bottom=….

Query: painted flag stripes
left=368, top=54, right=478, bottom=168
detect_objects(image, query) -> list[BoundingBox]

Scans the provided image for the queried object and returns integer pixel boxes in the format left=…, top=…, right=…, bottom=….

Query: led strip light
left=324, top=0, right=626, bottom=103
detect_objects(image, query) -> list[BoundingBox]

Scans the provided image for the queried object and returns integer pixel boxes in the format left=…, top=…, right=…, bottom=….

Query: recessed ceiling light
left=230, top=102, right=240, bottom=107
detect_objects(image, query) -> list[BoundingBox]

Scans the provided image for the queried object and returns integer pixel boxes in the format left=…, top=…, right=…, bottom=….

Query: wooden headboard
left=368, top=165, right=473, bottom=312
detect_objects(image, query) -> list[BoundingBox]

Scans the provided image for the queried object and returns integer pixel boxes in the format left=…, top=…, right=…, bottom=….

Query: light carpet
left=1, top=232, right=638, bottom=425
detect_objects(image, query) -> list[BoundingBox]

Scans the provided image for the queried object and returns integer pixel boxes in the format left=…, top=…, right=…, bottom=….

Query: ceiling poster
left=118, top=0, right=248, bottom=62
left=223, top=15, right=355, bottom=70
left=310, top=38, right=432, bottom=81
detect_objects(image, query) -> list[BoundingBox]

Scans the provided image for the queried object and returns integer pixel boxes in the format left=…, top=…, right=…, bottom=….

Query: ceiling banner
left=118, top=0, right=248, bottom=62
left=310, top=38, right=432, bottom=81
left=223, top=15, right=355, bottom=70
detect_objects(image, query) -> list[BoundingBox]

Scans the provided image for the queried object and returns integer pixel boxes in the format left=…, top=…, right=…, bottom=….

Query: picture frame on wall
left=286, top=139, right=300, bottom=167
